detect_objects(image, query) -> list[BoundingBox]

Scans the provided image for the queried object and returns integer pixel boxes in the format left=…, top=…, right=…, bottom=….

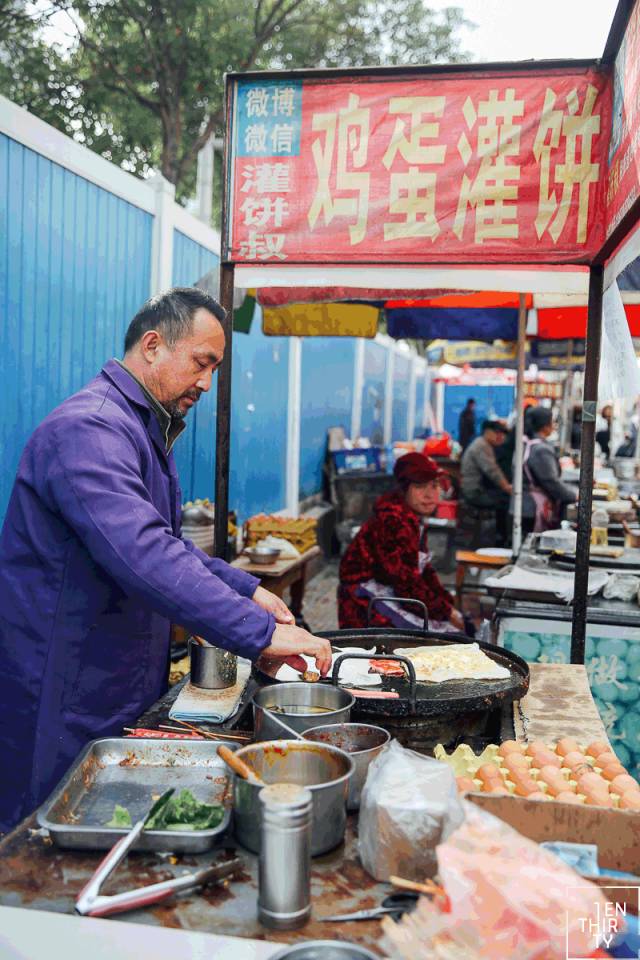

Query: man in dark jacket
left=460, top=420, right=512, bottom=546
left=458, top=398, right=476, bottom=451
left=0, top=288, right=331, bottom=832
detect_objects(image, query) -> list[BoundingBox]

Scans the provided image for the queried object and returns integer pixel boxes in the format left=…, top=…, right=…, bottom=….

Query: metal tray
left=37, top=737, right=236, bottom=853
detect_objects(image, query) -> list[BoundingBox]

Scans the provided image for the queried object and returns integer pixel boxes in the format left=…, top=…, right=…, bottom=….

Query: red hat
left=393, top=452, right=442, bottom=485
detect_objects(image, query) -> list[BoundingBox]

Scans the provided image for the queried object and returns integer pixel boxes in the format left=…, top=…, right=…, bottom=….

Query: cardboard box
left=468, top=792, right=640, bottom=912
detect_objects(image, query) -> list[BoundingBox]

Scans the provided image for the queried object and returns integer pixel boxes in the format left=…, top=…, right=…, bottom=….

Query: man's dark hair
left=526, top=406, right=553, bottom=438
left=124, top=287, right=226, bottom=353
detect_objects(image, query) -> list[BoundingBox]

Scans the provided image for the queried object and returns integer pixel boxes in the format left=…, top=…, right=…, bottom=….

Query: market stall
left=5, top=3, right=640, bottom=959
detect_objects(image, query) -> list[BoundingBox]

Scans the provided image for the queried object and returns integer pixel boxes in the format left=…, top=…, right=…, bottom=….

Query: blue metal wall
left=230, top=309, right=289, bottom=520
left=391, top=352, right=411, bottom=440
left=170, top=230, right=220, bottom=504
left=360, top=340, right=387, bottom=443
left=172, top=230, right=218, bottom=290
left=170, top=232, right=288, bottom=519
left=0, top=132, right=153, bottom=520
left=299, top=338, right=356, bottom=499
left=444, top=383, right=515, bottom=441
left=414, top=368, right=426, bottom=437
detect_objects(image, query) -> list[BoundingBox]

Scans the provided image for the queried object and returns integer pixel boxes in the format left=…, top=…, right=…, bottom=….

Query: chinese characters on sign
left=235, top=80, right=302, bottom=261
left=228, top=72, right=610, bottom=264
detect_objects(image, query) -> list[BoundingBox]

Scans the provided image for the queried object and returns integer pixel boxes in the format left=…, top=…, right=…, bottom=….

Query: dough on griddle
left=394, top=643, right=510, bottom=683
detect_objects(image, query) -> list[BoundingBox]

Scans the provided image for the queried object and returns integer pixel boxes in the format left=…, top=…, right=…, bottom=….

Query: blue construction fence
left=0, top=128, right=428, bottom=524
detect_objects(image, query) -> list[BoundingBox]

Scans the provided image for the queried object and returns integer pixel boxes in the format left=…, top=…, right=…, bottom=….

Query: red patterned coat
left=338, top=490, right=453, bottom=628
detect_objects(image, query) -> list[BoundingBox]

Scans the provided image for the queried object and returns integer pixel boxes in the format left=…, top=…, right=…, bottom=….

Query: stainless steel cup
left=302, top=723, right=390, bottom=811
left=252, top=683, right=354, bottom=740
left=258, top=783, right=312, bottom=930
left=189, top=639, right=237, bottom=689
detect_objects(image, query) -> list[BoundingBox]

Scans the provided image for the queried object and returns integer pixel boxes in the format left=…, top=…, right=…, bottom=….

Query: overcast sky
left=42, top=1, right=620, bottom=63
left=437, top=0, right=619, bottom=62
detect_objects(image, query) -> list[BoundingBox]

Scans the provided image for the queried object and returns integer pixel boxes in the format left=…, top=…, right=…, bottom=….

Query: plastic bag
left=603, top=573, right=640, bottom=602
left=423, top=433, right=453, bottom=458
left=358, top=740, right=464, bottom=881
left=432, top=800, right=609, bottom=960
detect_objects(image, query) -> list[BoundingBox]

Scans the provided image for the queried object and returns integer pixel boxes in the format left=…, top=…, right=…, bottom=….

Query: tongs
left=75, top=789, right=240, bottom=918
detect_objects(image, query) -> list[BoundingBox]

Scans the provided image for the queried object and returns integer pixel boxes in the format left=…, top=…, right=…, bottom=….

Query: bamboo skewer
left=159, top=721, right=251, bottom=742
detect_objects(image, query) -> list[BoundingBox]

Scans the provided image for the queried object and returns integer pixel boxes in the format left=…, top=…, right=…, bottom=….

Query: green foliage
left=0, top=0, right=469, bottom=206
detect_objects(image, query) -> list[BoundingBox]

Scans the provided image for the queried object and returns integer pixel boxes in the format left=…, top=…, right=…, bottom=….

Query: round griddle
left=254, top=626, right=529, bottom=721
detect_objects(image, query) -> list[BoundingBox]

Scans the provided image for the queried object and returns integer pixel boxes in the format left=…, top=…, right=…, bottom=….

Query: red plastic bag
left=423, top=433, right=453, bottom=457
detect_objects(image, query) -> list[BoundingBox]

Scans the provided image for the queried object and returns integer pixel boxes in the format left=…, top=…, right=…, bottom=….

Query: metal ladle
left=260, top=705, right=304, bottom=741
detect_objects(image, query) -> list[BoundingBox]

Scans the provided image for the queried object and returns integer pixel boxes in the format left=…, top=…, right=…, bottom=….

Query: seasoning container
left=258, top=783, right=312, bottom=930
left=591, top=506, right=609, bottom=547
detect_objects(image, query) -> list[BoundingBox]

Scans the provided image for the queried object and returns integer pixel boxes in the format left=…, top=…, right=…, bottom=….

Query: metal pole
left=511, top=293, right=527, bottom=555
left=571, top=264, right=604, bottom=664
left=214, top=263, right=235, bottom=560
left=214, top=76, right=234, bottom=561
left=558, top=339, right=574, bottom=455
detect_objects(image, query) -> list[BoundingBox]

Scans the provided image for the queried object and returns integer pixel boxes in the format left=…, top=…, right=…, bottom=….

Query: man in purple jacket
left=0, top=287, right=331, bottom=833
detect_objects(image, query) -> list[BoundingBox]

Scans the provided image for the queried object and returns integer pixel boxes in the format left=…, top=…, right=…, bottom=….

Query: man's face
left=405, top=479, right=441, bottom=516
left=485, top=428, right=506, bottom=447
left=146, top=308, right=225, bottom=418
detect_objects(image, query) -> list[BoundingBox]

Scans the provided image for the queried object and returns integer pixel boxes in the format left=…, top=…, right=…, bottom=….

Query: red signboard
left=606, top=0, right=640, bottom=236
left=226, top=68, right=611, bottom=266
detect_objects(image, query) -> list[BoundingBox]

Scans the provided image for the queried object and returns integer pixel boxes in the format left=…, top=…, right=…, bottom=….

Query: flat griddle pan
left=254, top=627, right=529, bottom=720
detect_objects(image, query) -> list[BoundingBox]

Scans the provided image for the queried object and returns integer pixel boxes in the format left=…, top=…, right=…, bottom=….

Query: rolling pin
left=217, top=744, right=265, bottom=785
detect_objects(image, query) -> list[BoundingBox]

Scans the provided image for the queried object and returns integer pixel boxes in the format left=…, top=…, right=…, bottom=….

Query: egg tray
left=434, top=739, right=639, bottom=809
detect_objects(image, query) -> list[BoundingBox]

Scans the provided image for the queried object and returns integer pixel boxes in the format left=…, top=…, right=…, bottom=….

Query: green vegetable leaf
left=106, top=804, right=132, bottom=828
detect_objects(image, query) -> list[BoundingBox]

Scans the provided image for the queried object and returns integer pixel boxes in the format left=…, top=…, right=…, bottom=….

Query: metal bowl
left=268, top=942, right=380, bottom=960
left=302, top=723, right=390, bottom=811
left=244, top=546, right=281, bottom=565
left=233, top=740, right=353, bottom=856
left=253, top=682, right=354, bottom=740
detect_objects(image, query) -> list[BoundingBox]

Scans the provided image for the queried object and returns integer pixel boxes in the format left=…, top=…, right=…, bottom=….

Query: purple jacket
left=0, top=360, right=274, bottom=831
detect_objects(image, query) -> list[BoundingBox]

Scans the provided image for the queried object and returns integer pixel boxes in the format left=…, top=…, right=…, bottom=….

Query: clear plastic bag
left=603, top=572, right=640, bottom=602
left=431, top=800, right=609, bottom=960
left=358, top=739, right=464, bottom=881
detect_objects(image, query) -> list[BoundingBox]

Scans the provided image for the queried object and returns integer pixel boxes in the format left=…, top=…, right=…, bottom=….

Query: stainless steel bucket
left=189, top=639, right=237, bottom=690
left=302, top=723, right=390, bottom=811
left=232, top=740, right=353, bottom=856
left=268, top=943, right=381, bottom=960
left=252, top=683, right=354, bottom=740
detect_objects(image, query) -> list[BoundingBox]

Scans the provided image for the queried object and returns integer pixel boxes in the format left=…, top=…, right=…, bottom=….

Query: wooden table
left=514, top=662, right=610, bottom=747
left=231, top=546, right=322, bottom=625
left=455, top=549, right=509, bottom=606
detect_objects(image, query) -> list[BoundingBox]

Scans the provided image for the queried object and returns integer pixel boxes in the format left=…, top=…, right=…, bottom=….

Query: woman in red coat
left=338, top=452, right=465, bottom=632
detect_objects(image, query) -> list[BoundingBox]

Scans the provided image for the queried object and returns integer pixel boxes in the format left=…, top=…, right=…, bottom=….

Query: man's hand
left=448, top=608, right=465, bottom=633
left=252, top=585, right=294, bottom=624
left=503, top=482, right=514, bottom=495
left=258, top=623, right=333, bottom=677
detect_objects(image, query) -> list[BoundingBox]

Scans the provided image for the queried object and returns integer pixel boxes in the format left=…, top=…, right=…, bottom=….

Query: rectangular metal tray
left=36, top=737, right=236, bottom=853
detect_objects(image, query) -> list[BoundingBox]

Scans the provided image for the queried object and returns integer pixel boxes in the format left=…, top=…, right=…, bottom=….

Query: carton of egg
left=434, top=738, right=640, bottom=809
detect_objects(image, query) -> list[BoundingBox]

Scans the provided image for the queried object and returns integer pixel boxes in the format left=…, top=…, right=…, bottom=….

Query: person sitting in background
left=338, top=453, right=464, bottom=633
left=521, top=406, right=578, bottom=534
left=458, top=398, right=477, bottom=451
left=460, top=420, right=512, bottom=545
left=595, top=404, right=613, bottom=459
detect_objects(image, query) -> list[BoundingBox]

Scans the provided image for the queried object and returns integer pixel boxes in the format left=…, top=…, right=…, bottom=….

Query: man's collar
left=104, top=359, right=185, bottom=452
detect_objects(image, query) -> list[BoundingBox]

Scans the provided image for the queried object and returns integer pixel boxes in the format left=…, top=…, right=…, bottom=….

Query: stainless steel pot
left=232, top=740, right=353, bottom=856
left=189, top=639, right=237, bottom=690
left=302, top=723, right=390, bottom=811
left=268, top=942, right=380, bottom=960
left=253, top=683, right=354, bottom=740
